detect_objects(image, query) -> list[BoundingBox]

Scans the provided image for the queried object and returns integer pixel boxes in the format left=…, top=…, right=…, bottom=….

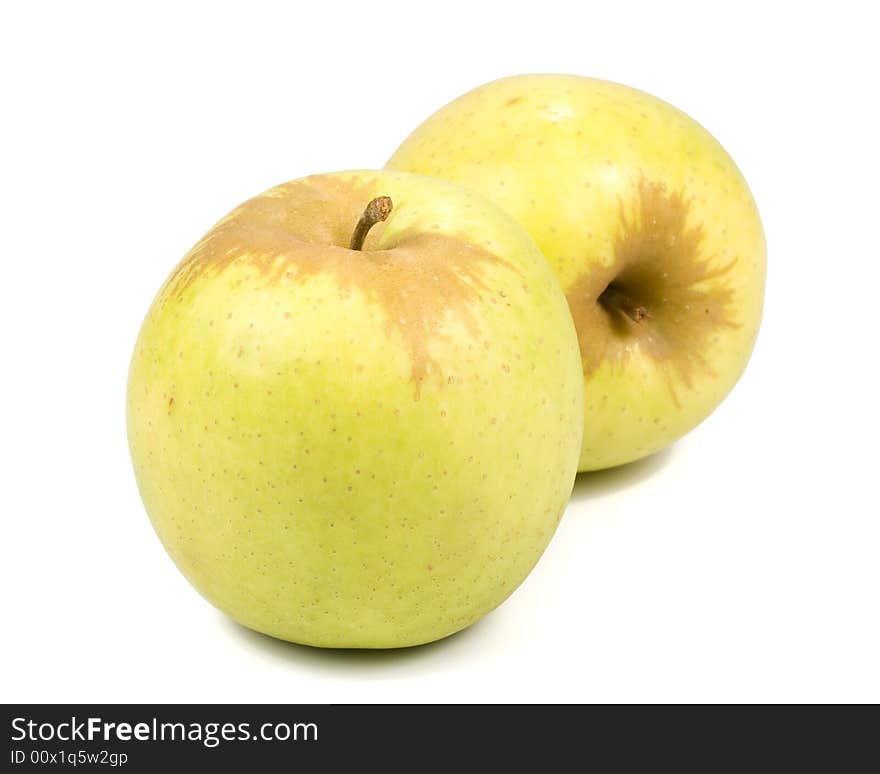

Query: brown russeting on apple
left=159, top=177, right=519, bottom=396
left=566, top=176, right=740, bottom=404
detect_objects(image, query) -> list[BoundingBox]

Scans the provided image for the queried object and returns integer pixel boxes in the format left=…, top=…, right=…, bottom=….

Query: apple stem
left=599, top=284, right=651, bottom=323
left=349, top=196, right=393, bottom=251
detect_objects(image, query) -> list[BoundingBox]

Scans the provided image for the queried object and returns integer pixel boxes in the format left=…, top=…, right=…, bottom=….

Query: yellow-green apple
left=126, top=169, right=583, bottom=648
left=387, top=75, right=766, bottom=471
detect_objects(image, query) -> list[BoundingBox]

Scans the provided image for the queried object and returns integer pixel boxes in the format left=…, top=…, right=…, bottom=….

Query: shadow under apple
left=222, top=608, right=497, bottom=674
left=570, top=445, right=675, bottom=504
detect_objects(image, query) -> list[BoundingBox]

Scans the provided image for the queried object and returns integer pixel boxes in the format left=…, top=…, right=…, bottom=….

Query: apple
left=127, top=169, right=583, bottom=648
left=387, top=75, right=766, bottom=471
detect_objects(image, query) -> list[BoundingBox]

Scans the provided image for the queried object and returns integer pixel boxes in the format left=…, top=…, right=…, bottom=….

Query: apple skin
left=387, top=75, right=766, bottom=471
left=126, top=170, right=583, bottom=648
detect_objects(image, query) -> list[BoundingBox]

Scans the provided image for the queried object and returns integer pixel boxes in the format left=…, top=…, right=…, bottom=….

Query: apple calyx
left=349, top=196, right=393, bottom=251
left=598, top=282, right=650, bottom=324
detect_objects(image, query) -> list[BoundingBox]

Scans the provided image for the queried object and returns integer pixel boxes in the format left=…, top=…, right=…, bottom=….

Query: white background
left=2, top=1, right=878, bottom=703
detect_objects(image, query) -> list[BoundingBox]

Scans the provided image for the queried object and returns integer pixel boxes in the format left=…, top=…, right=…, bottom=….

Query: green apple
left=387, top=75, right=766, bottom=471
left=127, top=169, right=583, bottom=648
